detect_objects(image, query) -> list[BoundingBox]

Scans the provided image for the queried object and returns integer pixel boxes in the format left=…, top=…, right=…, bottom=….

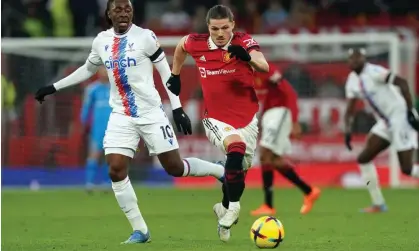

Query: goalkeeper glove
left=166, top=74, right=181, bottom=96
left=407, top=109, right=419, bottom=131
left=35, top=85, right=56, bottom=104
left=227, top=45, right=251, bottom=62
left=173, top=107, right=192, bottom=135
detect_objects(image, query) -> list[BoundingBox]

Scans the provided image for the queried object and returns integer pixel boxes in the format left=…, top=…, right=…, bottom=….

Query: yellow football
left=250, top=216, right=285, bottom=248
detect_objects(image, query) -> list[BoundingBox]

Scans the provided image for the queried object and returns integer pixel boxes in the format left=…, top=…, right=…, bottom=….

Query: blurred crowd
left=2, top=0, right=418, bottom=37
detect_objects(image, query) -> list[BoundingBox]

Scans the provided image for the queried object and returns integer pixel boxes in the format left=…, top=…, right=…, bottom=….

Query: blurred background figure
left=160, top=0, right=191, bottom=31
left=80, top=66, right=112, bottom=193
left=262, top=0, right=288, bottom=31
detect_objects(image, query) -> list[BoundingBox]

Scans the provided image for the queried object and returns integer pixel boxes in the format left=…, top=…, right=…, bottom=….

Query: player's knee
left=106, top=155, right=129, bottom=182
left=260, top=147, right=273, bottom=166
left=163, top=161, right=184, bottom=177
left=225, top=141, right=246, bottom=171
left=272, top=156, right=287, bottom=169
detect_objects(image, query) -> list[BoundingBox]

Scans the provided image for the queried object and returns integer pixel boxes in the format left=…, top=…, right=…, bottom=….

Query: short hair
left=206, top=5, right=234, bottom=24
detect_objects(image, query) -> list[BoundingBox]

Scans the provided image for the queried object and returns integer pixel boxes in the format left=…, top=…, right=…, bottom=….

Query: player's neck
left=355, top=63, right=366, bottom=74
left=113, top=24, right=133, bottom=35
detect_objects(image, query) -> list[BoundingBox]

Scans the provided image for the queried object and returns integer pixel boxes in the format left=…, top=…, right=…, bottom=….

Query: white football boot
left=217, top=203, right=240, bottom=242
left=213, top=203, right=231, bottom=242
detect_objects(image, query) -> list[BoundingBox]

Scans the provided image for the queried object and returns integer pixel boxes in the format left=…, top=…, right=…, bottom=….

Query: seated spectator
left=160, top=0, right=191, bottom=31
left=237, top=0, right=262, bottom=33
left=262, top=0, right=288, bottom=31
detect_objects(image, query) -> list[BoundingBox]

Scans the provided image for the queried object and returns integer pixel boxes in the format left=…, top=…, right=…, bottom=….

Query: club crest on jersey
left=222, top=51, right=231, bottom=62
left=127, top=43, right=135, bottom=52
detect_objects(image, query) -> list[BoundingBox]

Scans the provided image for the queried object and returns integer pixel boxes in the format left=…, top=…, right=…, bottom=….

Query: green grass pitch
left=2, top=187, right=418, bottom=251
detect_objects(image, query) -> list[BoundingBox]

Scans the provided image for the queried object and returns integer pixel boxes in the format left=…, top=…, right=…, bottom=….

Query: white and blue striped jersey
left=345, top=63, right=405, bottom=124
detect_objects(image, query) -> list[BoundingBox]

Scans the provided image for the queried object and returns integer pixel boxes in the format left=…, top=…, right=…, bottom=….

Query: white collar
left=208, top=33, right=234, bottom=50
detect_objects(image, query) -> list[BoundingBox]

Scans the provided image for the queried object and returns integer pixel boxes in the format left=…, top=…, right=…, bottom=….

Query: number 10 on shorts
left=160, top=125, right=174, bottom=139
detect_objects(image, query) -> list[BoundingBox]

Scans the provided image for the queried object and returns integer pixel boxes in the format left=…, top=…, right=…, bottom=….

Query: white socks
left=359, top=163, right=385, bottom=206
left=112, top=176, right=148, bottom=233
left=410, top=165, right=419, bottom=178
left=182, top=158, right=225, bottom=179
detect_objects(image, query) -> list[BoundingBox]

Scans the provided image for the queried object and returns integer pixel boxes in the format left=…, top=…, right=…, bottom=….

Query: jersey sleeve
left=345, top=74, right=358, bottom=99
left=183, top=35, right=193, bottom=54
left=143, top=29, right=165, bottom=63
left=238, top=33, right=260, bottom=53
left=87, top=37, right=102, bottom=66
left=368, top=64, right=393, bottom=84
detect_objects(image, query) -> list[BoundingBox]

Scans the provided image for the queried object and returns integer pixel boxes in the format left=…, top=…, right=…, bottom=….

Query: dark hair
left=105, top=0, right=114, bottom=27
left=206, top=5, right=234, bottom=24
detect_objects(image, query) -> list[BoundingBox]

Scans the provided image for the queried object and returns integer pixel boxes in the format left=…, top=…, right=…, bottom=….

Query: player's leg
left=251, top=148, right=276, bottom=216
left=271, top=155, right=320, bottom=214
left=85, top=139, right=101, bottom=192
left=392, top=123, right=419, bottom=178
left=140, top=110, right=224, bottom=179
left=357, top=121, right=390, bottom=213
left=104, top=112, right=150, bottom=244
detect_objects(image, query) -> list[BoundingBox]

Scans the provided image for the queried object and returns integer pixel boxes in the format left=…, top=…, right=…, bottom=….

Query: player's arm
left=80, top=86, right=94, bottom=126
left=343, top=76, right=358, bottom=150
left=373, top=66, right=419, bottom=130
left=248, top=50, right=269, bottom=73
left=35, top=38, right=101, bottom=103
left=145, top=30, right=192, bottom=135
left=165, top=35, right=189, bottom=96
left=228, top=34, right=269, bottom=72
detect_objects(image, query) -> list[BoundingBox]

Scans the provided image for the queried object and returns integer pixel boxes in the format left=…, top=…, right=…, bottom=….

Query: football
left=250, top=216, right=285, bottom=248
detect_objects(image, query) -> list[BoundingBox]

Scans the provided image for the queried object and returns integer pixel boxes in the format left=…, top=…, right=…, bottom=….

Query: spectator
left=22, top=0, right=52, bottom=37
left=160, top=0, right=191, bottom=31
left=191, top=5, right=207, bottom=33
left=237, top=0, right=262, bottom=33
left=262, top=0, right=288, bottom=31
left=287, top=0, right=316, bottom=28
left=68, top=0, right=99, bottom=36
left=48, top=0, right=73, bottom=37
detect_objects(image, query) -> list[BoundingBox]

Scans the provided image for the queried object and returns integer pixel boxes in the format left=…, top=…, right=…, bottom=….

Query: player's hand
left=407, top=109, right=419, bottom=131
left=35, top=85, right=56, bottom=104
left=166, top=74, right=181, bottom=96
left=291, top=123, right=302, bottom=139
left=228, top=45, right=251, bottom=62
left=172, top=107, right=192, bottom=135
left=344, top=133, right=352, bottom=151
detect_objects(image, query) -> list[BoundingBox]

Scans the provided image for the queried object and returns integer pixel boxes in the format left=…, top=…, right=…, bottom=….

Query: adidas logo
left=199, top=55, right=206, bottom=61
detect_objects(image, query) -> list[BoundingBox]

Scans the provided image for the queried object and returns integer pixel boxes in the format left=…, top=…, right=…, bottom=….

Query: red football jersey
left=254, top=63, right=299, bottom=123
left=184, top=32, right=259, bottom=128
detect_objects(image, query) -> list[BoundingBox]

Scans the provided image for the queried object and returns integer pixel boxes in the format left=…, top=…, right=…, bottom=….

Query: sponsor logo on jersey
left=222, top=51, right=231, bottom=62
left=104, top=56, right=137, bottom=69
left=198, top=67, right=236, bottom=78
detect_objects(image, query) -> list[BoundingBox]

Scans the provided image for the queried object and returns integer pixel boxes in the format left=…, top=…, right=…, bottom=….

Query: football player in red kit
left=166, top=5, right=269, bottom=242
left=251, top=63, right=321, bottom=216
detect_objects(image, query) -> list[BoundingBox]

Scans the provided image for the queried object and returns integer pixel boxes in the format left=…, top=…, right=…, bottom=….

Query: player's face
left=348, top=52, right=366, bottom=73
left=208, top=18, right=235, bottom=47
left=108, top=0, right=133, bottom=33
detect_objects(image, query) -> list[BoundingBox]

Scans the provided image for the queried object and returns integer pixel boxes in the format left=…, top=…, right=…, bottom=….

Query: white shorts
left=260, top=107, right=292, bottom=156
left=202, top=116, right=259, bottom=170
left=370, top=115, right=418, bottom=151
left=103, top=108, right=179, bottom=158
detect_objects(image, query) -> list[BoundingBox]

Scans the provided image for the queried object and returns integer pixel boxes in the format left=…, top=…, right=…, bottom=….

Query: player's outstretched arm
left=35, top=61, right=99, bottom=104
left=166, top=36, right=189, bottom=96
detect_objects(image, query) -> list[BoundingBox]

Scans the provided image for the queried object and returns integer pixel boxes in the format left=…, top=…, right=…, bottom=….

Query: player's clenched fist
left=166, top=74, right=181, bottom=96
left=35, top=85, right=57, bottom=103
left=228, top=45, right=251, bottom=62
left=172, top=107, right=192, bottom=135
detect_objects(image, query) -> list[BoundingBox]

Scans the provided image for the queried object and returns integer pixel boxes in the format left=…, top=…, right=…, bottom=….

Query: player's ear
left=231, top=21, right=235, bottom=29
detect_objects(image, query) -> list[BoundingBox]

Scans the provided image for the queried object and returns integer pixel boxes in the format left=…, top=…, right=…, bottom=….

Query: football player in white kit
left=344, top=48, right=419, bottom=213
left=35, top=0, right=225, bottom=244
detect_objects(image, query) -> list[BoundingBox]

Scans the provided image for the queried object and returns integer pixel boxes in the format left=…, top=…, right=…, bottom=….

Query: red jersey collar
left=208, top=33, right=234, bottom=50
